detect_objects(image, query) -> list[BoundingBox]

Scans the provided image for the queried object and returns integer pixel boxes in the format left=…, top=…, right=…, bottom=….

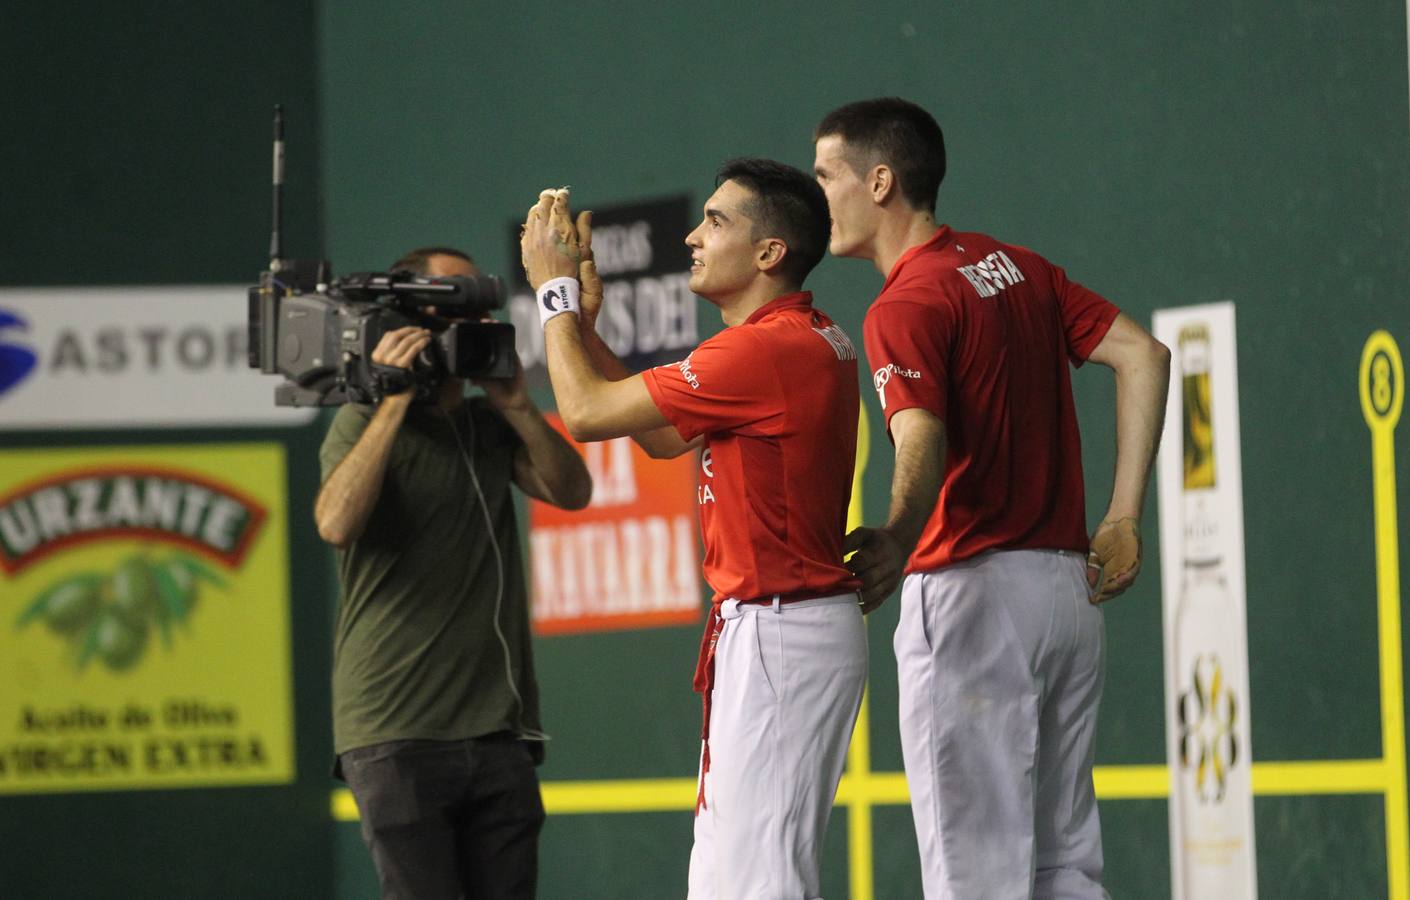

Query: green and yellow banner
left=0, top=443, right=294, bottom=794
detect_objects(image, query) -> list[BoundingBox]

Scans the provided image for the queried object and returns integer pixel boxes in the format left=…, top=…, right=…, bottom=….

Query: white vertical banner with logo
left=1154, top=301, right=1258, bottom=899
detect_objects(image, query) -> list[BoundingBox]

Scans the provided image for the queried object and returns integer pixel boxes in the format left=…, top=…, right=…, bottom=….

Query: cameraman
left=315, top=247, right=592, bottom=900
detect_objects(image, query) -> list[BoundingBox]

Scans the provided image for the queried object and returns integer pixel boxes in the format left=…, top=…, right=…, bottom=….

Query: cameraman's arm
left=315, top=394, right=412, bottom=547
left=478, top=359, right=592, bottom=510
left=501, top=407, right=592, bottom=510
left=313, top=327, right=428, bottom=548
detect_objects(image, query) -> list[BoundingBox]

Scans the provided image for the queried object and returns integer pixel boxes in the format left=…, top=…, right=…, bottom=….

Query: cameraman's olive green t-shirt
left=319, top=398, right=541, bottom=756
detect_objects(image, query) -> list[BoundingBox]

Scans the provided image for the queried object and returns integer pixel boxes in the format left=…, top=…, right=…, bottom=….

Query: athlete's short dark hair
left=389, top=246, right=476, bottom=275
left=715, top=157, right=831, bottom=286
left=814, top=97, right=946, bottom=213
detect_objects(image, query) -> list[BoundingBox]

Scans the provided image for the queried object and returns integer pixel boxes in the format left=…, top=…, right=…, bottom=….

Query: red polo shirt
left=863, top=227, right=1119, bottom=573
left=642, top=291, right=861, bottom=602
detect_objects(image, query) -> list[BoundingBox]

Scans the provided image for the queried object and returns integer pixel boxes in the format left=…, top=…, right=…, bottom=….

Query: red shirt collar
left=743, top=290, right=814, bottom=326
left=882, top=225, right=954, bottom=292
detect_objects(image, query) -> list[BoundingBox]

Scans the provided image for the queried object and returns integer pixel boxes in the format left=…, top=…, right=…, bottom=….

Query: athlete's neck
left=712, top=276, right=801, bottom=327
left=870, top=211, right=941, bottom=278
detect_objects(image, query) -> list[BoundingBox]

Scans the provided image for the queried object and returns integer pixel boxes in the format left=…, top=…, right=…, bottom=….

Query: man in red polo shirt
left=813, top=98, right=1171, bottom=899
left=520, top=159, right=865, bottom=899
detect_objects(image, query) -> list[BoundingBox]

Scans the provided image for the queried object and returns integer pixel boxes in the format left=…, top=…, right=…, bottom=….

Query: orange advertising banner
left=529, top=414, right=702, bottom=634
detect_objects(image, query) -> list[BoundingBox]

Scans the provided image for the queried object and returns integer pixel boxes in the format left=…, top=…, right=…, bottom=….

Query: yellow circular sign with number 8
left=1361, top=331, right=1403, bottom=430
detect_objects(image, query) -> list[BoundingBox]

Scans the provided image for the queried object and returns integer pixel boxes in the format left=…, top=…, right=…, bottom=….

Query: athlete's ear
left=757, top=238, right=789, bottom=274
left=870, top=164, right=895, bottom=205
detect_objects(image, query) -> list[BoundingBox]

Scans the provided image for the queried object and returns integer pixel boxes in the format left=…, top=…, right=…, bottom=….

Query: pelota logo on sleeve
left=0, top=445, right=294, bottom=795
left=871, top=363, right=922, bottom=410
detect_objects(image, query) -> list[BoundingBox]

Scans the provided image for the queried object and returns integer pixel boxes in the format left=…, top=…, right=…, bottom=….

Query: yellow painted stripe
left=335, top=778, right=703, bottom=821
left=837, top=771, right=911, bottom=805
left=332, top=757, right=1404, bottom=823
left=1361, top=331, right=1408, bottom=900
left=1092, top=764, right=1169, bottom=799
left=846, top=691, right=875, bottom=900
left=332, top=787, right=357, bottom=821
left=845, top=405, right=875, bottom=900
left=1252, top=760, right=1388, bottom=796
left=543, top=778, right=697, bottom=813
left=848, top=402, right=870, bottom=537
left=1087, top=760, right=1398, bottom=800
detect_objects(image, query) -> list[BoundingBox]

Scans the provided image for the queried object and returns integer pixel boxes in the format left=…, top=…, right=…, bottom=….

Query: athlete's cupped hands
left=844, top=526, right=907, bottom=613
left=520, top=189, right=599, bottom=303
left=573, top=210, right=604, bottom=333
left=520, top=188, right=581, bottom=289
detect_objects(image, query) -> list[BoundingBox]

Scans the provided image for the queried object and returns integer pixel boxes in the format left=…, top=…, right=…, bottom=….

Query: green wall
left=1, top=3, right=334, bottom=899
left=3, top=1, right=1408, bottom=897
left=317, top=2, right=1410, bottom=897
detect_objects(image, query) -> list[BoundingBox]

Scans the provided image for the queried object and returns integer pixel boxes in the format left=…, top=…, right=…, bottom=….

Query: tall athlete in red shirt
left=521, top=159, right=865, bottom=899
left=813, top=98, right=1170, bottom=899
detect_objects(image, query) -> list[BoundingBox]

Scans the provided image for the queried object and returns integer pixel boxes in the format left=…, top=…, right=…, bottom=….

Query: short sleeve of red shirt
left=641, top=328, right=782, bottom=442
left=1049, top=262, right=1120, bottom=365
left=862, top=297, right=957, bottom=425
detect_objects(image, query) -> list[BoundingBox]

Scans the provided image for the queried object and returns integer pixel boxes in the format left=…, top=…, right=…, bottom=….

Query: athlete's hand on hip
left=1087, top=517, right=1141, bottom=603
left=521, top=188, right=581, bottom=290
left=575, top=209, right=604, bottom=333
left=844, top=526, right=906, bottom=614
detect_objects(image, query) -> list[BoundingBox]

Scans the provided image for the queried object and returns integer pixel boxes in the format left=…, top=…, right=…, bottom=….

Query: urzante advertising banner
left=0, top=444, right=295, bottom=794
left=0, top=286, right=317, bottom=429
left=528, top=414, right=701, bottom=634
left=507, top=196, right=698, bottom=386
left=1154, top=302, right=1258, bottom=899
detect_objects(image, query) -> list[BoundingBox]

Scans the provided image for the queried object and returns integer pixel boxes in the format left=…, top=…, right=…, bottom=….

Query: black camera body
left=248, top=263, right=517, bottom=407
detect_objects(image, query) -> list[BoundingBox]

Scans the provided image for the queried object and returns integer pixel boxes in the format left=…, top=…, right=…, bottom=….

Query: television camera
left=247, top=107, right=515, bottom=406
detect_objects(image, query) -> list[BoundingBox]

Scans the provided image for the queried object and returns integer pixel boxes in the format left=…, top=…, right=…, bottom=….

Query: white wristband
left=537, top=277, right=581, bottom=326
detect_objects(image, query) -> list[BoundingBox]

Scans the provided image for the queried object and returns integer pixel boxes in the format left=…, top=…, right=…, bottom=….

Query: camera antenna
left=269, top=104, right=285, bottom=271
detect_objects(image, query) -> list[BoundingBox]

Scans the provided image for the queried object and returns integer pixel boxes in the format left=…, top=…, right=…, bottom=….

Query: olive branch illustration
left=14, top=552, right=228, bottom=672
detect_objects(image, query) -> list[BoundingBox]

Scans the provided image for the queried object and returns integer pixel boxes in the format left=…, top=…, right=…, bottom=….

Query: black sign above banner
left=507, top=195, right=698, bottom=385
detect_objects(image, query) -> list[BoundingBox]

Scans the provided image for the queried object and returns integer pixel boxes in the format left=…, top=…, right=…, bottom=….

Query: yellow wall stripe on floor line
left=1091, top=764, right=1170, bottom=799
left=1253, top=760, right=1390, bottom=796
left=329, top=756, right=1404, bottom=822
left=1361, top=331, right=1408, bottom=900
left=845, top=393, right=876, bottom=900
left=845, top=692, right=875, bottom=900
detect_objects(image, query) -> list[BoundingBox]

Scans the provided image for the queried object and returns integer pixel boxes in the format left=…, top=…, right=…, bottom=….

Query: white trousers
left=687, top=594, right=868, bottom=900
left=897, top=550, right=1109, bottom=900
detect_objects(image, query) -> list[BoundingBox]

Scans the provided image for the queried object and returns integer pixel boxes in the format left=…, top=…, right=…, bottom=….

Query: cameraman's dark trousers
left=339, top=733, right=545, bottom=900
